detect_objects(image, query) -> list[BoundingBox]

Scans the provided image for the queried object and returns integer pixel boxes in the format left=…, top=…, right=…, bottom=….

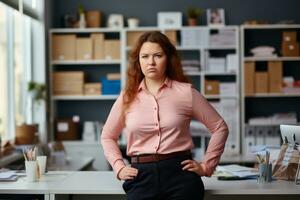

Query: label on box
left=57, top=122, right=69, bottom=132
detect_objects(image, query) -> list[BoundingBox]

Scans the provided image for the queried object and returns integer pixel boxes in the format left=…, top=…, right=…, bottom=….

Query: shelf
left=245, top=123, right=299, bottom=127
left=203, top=71, right=237, bottom=76
left=241, top=24, right=300, bottom=29
left=51, top=60, right=121, bottom=65
left=205, top=46, right=237, bottom=50
left=205, top=94, right=238, bottom=99
left=175, top=46, right=237, bottom=50
left=244, top=57, right=300, bottom=62
left=52, top=95, right=118, bottom=100
left=176, top=46, right=202, bottom=50
left=184, top=71, right=201, bottom=76
left=50, top=27, right=122, bottom=33
left=245, top=93, right=300, bottom=98
left=124, top=26, right=161, bottom=31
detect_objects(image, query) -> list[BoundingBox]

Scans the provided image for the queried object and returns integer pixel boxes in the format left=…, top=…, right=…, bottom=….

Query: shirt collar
left=138, top=77, right=172, bottom=92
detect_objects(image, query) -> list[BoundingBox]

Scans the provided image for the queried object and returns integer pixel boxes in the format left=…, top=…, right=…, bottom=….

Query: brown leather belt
left=131, top=150, right=191, bottom=164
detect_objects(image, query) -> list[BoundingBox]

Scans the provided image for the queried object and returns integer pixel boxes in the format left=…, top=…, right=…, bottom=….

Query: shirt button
left=154, top=146, right=157, bottom=149
left=155, top=123, right=158, bottom=126
left=154, top=107, right=157, bottom=110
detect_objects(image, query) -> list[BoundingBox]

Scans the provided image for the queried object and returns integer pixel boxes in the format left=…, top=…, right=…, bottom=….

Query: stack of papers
left=0, top=171, right=18, bottom=181
left=215, top=164, right=258, bottom=178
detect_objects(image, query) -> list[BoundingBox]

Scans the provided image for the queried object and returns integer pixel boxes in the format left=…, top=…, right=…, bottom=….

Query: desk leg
left=50, top=194, right=55, bottom=200
left=44, top=194, right=50, bottom=200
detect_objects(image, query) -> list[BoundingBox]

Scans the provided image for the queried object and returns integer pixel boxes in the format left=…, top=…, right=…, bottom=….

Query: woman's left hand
left=181, top=159, right=206, bottom=176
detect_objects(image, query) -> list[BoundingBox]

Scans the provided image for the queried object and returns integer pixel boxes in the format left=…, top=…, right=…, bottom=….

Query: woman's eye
left=141, top=55, right=148, bottom=59
left=155, top=54, right=162, bottom=58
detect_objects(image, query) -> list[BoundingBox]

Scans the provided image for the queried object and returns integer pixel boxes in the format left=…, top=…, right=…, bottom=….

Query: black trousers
left=122, top=154, right=205, bottom=200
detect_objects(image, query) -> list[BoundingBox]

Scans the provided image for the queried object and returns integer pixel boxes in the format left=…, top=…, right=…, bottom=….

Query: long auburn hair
left=123, top=31, right=189, bottom=113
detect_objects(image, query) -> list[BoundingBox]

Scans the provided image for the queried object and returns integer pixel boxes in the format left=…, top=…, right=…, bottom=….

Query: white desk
left=1, top=171, right=300, bottom=200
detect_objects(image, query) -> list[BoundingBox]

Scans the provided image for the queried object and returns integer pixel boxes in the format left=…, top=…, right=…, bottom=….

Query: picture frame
left=207, top=8, right=225, bottom=27
left=157, top=12, right=182, bottom=28
left=107, top=14, right=124, bottom=28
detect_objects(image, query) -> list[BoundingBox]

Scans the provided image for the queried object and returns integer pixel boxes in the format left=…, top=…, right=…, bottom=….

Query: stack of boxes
left=244, top=61, right=283, bottom=95
left=245, top=31, right=300, bottom=95
left=53, top=71, right=85, bottom=95
left=52, top=34, right=120, bottom=61
left=52, top=33, right=120, bottom=96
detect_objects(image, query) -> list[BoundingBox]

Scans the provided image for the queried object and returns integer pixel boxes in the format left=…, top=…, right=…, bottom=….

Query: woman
left=101, top=31, right=228, bottom=200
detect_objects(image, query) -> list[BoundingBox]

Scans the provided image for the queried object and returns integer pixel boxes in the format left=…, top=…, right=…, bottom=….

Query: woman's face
left=139, top=42, right=167, bottom=81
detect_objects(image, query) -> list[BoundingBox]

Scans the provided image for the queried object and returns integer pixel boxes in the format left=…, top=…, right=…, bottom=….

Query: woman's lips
left=147, top=68, right=156, bottom=72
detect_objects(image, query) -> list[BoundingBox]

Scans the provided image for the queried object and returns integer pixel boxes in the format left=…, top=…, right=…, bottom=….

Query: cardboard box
left=107, top=73, right=121, bottom=80
left=76, top=37, right=93, bottom=60
left=268, top=61, right=283, bottom=93
left=53, top=71, right=85, bottom=95
left=86, top=10, right=101, bottom=27
left=282, top=41, right=299, bottom=57
left=52, top=34, right=76, bottom=60
left=84, top=83, right=102, bottom=95
left=282, top=31, right=297, bottom=42
left=164, top=30, right=177, bottom=45
left=55, top=119, right=79, bottom=141
left=91, top=33, right=105, bottom=59
left=244, top=62, right=255, bottom=95
left=205, top=80, right=220, bottom=95
left=127, top=31, right=145, bottom=47
left=255, top=72, right=268, bottom=93
left=104, top=40, right=120, bottom=59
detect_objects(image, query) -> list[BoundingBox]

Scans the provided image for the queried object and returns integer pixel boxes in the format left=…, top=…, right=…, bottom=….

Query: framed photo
left=207, top=8, right=225, bottom=27
left=157, top=12, right=182, bottom=28
left=107, top=14, right=124, bottom=28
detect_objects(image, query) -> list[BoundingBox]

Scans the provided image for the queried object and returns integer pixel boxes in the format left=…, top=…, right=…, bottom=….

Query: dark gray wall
left=51, top=0, right=300, bottom=27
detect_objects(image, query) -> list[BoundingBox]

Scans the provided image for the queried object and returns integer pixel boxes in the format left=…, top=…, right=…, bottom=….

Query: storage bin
left=101, top=79, right=120, bottom=95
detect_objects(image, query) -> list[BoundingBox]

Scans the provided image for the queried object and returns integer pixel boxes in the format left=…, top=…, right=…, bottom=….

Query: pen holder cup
left=37, top=156, right=47, bottom=175
left=258, top=163, right=272, bottom=183
left=25, top=160, right=38, bottom=182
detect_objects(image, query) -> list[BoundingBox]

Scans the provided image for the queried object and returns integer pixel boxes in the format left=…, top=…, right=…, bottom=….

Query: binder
left=265, top=126, right=281, bottom=147
left=244, top=125, right=255, bottom=155
left=255, top=126, right=265, bottom=145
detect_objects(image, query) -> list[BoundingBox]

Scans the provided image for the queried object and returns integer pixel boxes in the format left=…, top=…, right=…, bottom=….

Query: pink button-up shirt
left=101, top=78, right=228, bottom=177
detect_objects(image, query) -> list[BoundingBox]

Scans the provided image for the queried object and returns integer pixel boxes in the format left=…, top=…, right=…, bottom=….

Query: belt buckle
left=154, top=154, right=160, bottom=161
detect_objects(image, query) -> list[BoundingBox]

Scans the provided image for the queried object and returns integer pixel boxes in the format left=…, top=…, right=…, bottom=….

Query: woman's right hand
left=118, top=166, right=138, bottom=180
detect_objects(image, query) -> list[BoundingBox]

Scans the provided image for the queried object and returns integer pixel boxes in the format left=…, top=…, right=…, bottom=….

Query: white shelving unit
left=240, top=24, right=300, bottom=155
left=49, top=28, right=123, bottom=141
left=48, top=26, right=240, bottom=157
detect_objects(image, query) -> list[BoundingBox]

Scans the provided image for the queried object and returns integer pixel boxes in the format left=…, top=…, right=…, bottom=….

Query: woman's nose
left=148, top=56, right=155, bottom=65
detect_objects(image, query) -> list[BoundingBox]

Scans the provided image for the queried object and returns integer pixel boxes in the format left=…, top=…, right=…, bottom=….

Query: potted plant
left=187, top=7, right=203, bottom=26
left=77, top=3, right=86, bottom=28
left=15, top=82, right=46, bottom=145
left=28, top=81, right=46, bottom=103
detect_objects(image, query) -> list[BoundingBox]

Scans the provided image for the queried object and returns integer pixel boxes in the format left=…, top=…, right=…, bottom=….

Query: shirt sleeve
left=100, top=92, right=126, bottom=178
left=191, top=88, right=229, bottom=176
